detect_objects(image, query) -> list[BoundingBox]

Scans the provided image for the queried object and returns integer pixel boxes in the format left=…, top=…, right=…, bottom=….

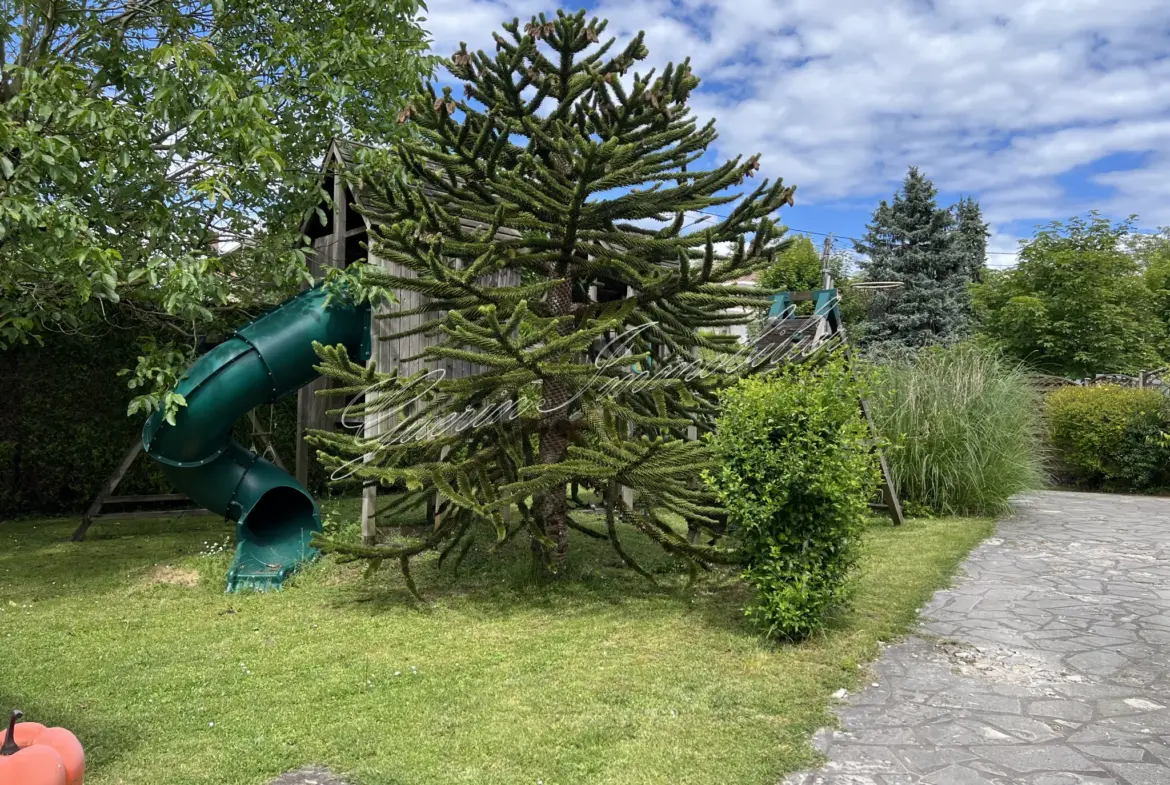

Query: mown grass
left=1, top=501, right=992, bottom=785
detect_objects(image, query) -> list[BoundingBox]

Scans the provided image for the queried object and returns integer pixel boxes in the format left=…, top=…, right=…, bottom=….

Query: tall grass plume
left=869, top=343, right=1045, bottom=516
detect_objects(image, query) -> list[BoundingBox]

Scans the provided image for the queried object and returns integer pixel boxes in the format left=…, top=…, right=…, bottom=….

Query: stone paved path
left=785, top=491, right=1170, bottom=785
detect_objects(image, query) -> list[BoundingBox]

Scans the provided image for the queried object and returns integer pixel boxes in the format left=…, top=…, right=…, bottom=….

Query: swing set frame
left=71, top=409, right=288, bottom=541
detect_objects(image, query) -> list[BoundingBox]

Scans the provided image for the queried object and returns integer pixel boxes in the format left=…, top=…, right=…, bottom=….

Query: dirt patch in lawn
left=142, top=565, right=200, bottom=587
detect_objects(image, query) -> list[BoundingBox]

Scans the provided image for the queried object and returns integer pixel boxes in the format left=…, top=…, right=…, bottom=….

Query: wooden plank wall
left=360, top=219, right=521, bottom=539
left=295, top=189, right=344, bottom=487
left=295, top=146, right=524, bottom=539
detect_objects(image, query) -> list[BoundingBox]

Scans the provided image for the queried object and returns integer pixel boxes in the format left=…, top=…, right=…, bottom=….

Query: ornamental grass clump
left=706, top=359, right=878, bottom=641
left=868, top=343, right=1045, bottom=516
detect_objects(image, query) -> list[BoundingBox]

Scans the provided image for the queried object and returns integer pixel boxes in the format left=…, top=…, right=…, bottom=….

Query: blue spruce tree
left=954, top=196, right=989, bottom=284
left=854, top=167, right=969, bottom=348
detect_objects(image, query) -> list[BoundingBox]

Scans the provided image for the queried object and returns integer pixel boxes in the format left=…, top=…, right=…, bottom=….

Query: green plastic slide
left=143, top=287, right=371, bottom=592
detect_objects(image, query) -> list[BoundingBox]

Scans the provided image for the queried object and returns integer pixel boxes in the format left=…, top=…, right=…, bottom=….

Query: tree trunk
left=532, top=276, right=574, bottom=572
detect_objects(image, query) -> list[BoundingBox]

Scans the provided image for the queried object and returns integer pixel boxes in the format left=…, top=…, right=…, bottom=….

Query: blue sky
left=422, top=0, right=1170, bottom=268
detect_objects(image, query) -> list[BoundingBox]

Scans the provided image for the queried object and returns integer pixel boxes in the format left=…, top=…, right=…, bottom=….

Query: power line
left=684, top=207, right=1020, bottom=256
left=151, top=156, right=1023, bottom=261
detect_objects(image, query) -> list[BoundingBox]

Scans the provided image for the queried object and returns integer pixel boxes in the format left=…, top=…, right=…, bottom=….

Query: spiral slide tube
left=142, top=287, right=370, bottom=591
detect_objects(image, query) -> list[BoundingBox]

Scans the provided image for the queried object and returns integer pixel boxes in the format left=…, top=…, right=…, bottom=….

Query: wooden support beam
left=295, top=391, right=310, bottom=487
left=72, top=438, right=143, bottom=541
left=433, top=445, right=451, bottom=530
left=92, top=508, right=217, bottom=522
left=820, top=236, right=834, bottom=290
left=332, top=166, right=346, bottom=267
left=621, top=284, right=638, bottom=510
left=248, top=410, right=288, bottom=471
left=97, top=493, right=190, bottom=505
left=72, top=439, right=220, bottom=541
left=361, top=478, right=377, bottom=545
left=859, top=396, right=905, bottom=526
left=103, top=493, right=196, bottom=507
left=296, top=162, right=349, bottom=487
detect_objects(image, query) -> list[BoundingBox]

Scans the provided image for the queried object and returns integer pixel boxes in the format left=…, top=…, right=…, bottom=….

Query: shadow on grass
left=4, top=507, right=920, bottom=648
left=306, top=515, right=766, bottom=644
left=2, top=508, right=764, bottom=640
left=309, top=514, right=970, bottom=649
left=2, top=508, right=952, bottom=653
left=0, top=515, right=234, bottom=602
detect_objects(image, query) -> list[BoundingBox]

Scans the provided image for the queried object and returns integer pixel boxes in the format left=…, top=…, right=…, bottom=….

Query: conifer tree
left=307, top=10, right=796, bottom=583
left=854, top=167, right=969, bottom=349
left=954, top=197, right=990, bottom=284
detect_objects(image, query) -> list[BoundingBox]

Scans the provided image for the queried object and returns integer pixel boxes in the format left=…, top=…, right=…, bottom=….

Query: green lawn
left=0, top=501, right=993, bottom=785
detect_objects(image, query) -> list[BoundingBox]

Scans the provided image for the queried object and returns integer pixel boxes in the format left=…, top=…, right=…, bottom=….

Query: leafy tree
left=757, top=234, right=852, bottom=294
left=954, top=196, right=989, bottom=284
left=1, top=0, right=433, bottom=413
left=756, top=234, right=857, bottom=326
left=308, top=10, right=795, bottom=580
left=853, top=167, right=969, bottom=349
left=972, top=213, right=1164, bottom=378
left=1129, top=228, right=1170, bottom=359
left=758, top=234, right=821, bottom=291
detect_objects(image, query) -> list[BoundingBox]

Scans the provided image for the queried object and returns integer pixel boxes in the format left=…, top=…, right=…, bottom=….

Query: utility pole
left=820, top=235, right=834, bottom=290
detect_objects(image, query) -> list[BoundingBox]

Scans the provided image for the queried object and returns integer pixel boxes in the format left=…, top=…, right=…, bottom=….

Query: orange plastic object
left=0, top=709, right=85, bottom=785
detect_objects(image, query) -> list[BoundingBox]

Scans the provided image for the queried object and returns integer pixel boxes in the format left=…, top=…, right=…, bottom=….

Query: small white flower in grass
left=209, top=722, right=214, bottom=727
left=394, top=671, right=401, bottom=676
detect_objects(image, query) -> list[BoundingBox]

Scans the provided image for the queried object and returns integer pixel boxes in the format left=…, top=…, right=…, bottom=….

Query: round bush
left=706, top=358, right=878, bottom=641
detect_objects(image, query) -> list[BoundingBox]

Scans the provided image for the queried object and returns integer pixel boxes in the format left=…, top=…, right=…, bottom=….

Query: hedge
left=0, top=328, right=305, bottom=518
left=1045, top=384, right=1170, bottom=492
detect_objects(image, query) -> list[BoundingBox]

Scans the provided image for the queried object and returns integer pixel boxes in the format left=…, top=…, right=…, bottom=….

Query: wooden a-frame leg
left=858, top=396, right=905, bottom=526
left=72, top=438, right=143, bottom=542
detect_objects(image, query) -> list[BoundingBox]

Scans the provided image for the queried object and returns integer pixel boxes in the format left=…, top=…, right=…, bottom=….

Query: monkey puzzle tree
left=309, top=10, right=797, bottom=583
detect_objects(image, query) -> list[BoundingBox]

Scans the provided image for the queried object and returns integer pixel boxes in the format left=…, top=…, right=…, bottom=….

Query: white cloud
left=420, top=0, right=1170, bottom=256
left=1094, top=155, right=1170, bottom=226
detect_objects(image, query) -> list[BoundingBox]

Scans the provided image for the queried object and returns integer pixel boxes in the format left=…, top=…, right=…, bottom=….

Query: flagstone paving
left=785, top=491, right=1170, bottom=785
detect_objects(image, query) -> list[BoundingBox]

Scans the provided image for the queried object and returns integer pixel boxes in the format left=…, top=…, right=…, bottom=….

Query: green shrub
left=869, top=343, right=1045, bottom=516
left=706, top=358, right=879, bottom=641
left=1045, top=384, right=1170, bottom=491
